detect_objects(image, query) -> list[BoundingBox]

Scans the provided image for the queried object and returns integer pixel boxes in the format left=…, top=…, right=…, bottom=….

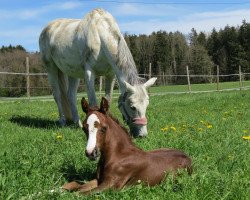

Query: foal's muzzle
left=85, top=148, right=98, bottom=161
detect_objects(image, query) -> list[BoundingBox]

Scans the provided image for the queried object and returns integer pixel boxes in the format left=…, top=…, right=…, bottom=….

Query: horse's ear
left=81, top=97, right=89, bottom=113
left=100, top=97, right=109, bottom=114
left=124, top=81, right=135, bottom=93
left=144, top=77, right=157, bottom=88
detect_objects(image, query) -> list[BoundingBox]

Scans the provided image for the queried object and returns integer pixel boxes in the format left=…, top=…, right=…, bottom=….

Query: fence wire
left=0, top=71, right=250, bottom=101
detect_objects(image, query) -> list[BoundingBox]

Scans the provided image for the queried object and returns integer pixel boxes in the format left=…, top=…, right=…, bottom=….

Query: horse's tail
left=58, top=69, right=72, bottom=121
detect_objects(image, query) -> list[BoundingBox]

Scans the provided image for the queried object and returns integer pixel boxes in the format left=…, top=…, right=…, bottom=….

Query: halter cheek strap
left=118, top=92, right=147, bottom=126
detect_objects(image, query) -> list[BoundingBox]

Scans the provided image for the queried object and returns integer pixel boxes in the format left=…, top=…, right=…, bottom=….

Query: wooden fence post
left=239, top=65, right=243, bottom=90
left=186, top=65, right=191, bottom=93
left=26, top=56, right=30, bottom=99
left=109, top=78, right=116, bottom=104
left=99, top=76, right=103, bottom=98
left=149, top=63, right=152, bottom=79
left=216, top=65, right=220, bottom=91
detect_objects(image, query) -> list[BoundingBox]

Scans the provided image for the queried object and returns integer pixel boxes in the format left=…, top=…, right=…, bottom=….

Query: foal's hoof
left=62, top=181, right=82, bottom=191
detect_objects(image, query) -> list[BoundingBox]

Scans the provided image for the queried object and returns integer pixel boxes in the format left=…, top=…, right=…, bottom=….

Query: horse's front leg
left=67, top=77, right=82, bottom=127
left=85, top=69, right=97, bottom=106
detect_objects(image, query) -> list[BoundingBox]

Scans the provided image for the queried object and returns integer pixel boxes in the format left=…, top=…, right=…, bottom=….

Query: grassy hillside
left=0, top=90, right=249, bottom=199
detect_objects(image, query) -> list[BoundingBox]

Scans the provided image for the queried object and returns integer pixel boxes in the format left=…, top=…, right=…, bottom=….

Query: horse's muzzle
left=132, top=117, right=147, bottom=125
left=85, top=148, right=98, bottom=161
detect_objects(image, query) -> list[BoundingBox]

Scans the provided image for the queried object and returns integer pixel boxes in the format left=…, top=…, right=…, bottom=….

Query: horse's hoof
left=58, top=118, right=67, bottom=126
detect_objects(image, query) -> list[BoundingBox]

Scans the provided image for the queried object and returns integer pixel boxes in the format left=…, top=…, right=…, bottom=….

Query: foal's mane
left=106, top=112, right=132, bottom=140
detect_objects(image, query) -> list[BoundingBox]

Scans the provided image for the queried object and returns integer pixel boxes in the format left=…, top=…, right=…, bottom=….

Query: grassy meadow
left=0, top=90, right=249, bottom=199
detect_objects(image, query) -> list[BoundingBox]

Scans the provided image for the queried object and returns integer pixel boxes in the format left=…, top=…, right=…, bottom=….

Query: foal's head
left=81, top=97, right=110, bottom=160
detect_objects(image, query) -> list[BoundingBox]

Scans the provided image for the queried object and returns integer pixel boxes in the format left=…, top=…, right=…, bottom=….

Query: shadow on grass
left=60, top=162, right=95, bottom=182
left=9, top=115, right=60, bottom=129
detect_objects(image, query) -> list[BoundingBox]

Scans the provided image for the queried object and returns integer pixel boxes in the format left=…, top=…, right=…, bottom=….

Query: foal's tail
left=58, top=69, right=72, bottom=121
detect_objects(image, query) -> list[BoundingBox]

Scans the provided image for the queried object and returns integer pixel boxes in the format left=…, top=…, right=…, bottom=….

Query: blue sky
left=1, top=0, right=250, bottom=52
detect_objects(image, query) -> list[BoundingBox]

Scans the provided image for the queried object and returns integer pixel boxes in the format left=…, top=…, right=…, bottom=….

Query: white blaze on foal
left=86, top=114, right=100, bottom=154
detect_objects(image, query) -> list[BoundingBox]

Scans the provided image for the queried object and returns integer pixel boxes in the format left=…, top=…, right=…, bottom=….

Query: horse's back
left=39, top=8, right=121, bottom=77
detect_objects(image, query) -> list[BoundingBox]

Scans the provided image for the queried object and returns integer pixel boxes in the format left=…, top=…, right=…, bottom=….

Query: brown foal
left=62, top=97, right=192, bottom=194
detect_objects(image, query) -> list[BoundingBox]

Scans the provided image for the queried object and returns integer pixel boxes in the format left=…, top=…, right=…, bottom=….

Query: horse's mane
left=117, top=37, right=144, bottom=85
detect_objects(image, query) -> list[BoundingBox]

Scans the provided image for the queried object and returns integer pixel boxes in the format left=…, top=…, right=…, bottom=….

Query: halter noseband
left=118, top=92, right=147, bottom=126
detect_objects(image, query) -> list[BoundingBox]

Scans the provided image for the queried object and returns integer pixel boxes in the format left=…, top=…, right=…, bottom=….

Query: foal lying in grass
left=63, top=97, right=192, bottom=194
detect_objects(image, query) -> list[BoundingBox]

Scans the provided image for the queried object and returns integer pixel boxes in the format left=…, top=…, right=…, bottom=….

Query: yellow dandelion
left=56, top=135, right=63, bottom=140
left=242, top=136, right=250, bottom=140
left=56, top=132, right=63, bottom=140
left=161, top=127, right=168, bottom=132
left=170, top=126, right=177, bottom=132
left=206, top=124, right=212, bottom=129
left=243, top=130, right=248, bottom=134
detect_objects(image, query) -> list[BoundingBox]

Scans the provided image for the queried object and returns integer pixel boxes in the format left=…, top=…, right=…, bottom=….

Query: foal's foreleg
left=78, top=179, right=98, bottom=193
left=62, top=179, right=98, bottom=192
left=81, top=181, right=113, bottom=195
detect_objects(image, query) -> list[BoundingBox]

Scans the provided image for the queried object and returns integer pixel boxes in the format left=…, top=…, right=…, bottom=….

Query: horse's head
left=118, top=77, right=157, bottom=137
left=81, top=97, right=109, bottom=161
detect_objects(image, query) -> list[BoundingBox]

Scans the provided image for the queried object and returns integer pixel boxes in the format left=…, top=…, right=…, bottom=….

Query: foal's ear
left=81, top=97, right=89, bottom=113
left=100, top=97, right=109, bottom=114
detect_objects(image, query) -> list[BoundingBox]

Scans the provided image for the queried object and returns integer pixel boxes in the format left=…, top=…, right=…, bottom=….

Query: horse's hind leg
left=67, top=77, right=82, bottom=127
left=104, top=76, right=116, bottom=103
left=84, top=67, right=97, bottom=106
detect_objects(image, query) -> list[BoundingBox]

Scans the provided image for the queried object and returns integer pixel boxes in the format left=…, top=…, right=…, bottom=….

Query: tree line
left=0, top=21, right=249, bottom=97
left=124, top=20, right=250, bottom=84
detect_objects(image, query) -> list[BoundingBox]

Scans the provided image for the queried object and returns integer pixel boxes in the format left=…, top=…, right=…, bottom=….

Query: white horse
left=39, top=8, right=156, bottom=137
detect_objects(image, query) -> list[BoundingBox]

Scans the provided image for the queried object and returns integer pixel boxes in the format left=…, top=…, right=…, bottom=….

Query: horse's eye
left=130, top=105, right=136, bottom=110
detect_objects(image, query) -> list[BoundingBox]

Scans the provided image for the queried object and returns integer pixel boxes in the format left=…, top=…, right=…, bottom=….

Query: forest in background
left=0, top=20, right=249, bottom=97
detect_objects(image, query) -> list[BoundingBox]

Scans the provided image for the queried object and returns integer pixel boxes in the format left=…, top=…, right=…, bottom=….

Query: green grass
left=0, top=90, right=250, bottom=199
left=150, top=80, right=250, bottom=94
